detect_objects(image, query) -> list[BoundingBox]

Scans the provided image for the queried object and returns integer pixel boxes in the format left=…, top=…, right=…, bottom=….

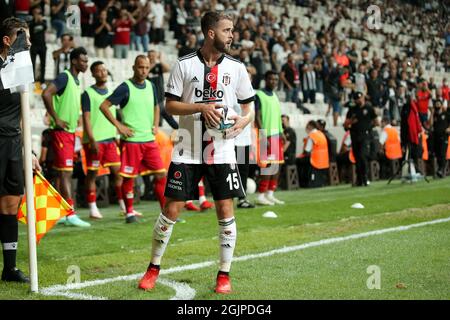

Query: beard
left=213, top=37, right=230, bottom=54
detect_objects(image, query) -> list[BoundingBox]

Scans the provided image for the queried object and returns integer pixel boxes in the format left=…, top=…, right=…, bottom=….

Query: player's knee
left=215, top=200, right=234, bottom=219
left=163, top=204, right=179, bottom=221
left=0, top=196, right=21, bottom=214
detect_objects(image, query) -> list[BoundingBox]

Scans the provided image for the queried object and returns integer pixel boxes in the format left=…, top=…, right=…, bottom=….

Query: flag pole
left=20, top=85, right=39, bottom=293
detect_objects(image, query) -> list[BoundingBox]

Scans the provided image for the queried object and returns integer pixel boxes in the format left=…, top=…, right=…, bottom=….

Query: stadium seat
left=417, top=159, right=427, bottom=177
left=369, top=160, right=380, bottom=182
left=328, top=162, right=340, bottom=186
left=279, top=165, right=299, bottom=190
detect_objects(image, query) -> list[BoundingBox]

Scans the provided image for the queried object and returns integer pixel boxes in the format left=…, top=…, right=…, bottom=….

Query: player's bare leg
left=138, top=198, right=183, bottom=290
left=214, top=198, right=236, bottom=294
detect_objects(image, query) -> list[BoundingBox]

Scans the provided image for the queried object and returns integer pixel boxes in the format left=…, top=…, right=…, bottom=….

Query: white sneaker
left=265, top=194, right=285, bottom=205
left=89, top=209, right=103, bottom=220
left=256, top=195, right=275, bottom=206
left=120, top=209, right=143, bottom=217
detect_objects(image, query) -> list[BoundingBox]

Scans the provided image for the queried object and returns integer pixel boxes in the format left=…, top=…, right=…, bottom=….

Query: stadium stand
left=20, top=0, right=449, bottom=182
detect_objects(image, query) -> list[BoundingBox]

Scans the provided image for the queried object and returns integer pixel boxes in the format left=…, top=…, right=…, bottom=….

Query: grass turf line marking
left=40, top=216, right=450, bottom=300
left=41, top=277, right=195, bottom=300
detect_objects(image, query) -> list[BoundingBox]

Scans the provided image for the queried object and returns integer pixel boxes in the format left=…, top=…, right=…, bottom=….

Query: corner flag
left=17, top=172, right=72, bottom=244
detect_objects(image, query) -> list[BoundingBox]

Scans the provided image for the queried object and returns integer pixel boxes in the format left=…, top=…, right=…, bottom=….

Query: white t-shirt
left=304, top=129, right=317, bottom=153
left=150, top=3, right=165, bottom=29
left=165, top=50, right=255, bottom=164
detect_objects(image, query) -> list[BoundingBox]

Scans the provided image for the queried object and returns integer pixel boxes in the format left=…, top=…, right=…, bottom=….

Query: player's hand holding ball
left=200, top=103, right=223, bottom=128
left=224, top=113, right=246, bottom=139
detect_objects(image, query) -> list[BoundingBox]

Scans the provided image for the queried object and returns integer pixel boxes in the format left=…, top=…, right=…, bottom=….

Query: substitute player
left=100, top=55, right=167, bottom=223
left=42, top=47, right=91, bottom=227
left=81, top=61, right=125, bottom=219
left=255, top=71, right=285, bottom=205
left=138, top=11, right=255, bottom=294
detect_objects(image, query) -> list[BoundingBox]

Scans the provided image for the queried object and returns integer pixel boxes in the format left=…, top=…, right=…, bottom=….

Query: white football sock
left=218, top=217, right=237, bottom=273
left=118, top=199, right=126, bottom=212
left=199, top=195, right=207, bottom=204
left=266, top=190, right=274, bottom=197
left=88, top=202, right=99, bottom=214
left=151, top=213, right=176, bottom=265
left=257, top=193, right=266, bottom=201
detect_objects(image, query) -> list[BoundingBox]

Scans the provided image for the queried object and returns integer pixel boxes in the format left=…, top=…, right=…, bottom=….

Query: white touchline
left=40, top=216, right=450, bottom=300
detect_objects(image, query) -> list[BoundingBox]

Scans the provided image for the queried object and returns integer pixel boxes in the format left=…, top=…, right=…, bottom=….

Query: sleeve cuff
left=165, top=92, right=181, bottom=101
left=238, top=96, right=255, bottom=104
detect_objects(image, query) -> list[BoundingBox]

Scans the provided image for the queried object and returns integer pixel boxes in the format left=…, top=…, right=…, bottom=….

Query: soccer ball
left=205, top=106, right=236, bottom=132
left=246, top=178, right=256, bottom=194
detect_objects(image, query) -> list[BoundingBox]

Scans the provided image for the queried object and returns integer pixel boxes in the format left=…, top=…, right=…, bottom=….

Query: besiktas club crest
left=223, top=73, right=231, bottom=86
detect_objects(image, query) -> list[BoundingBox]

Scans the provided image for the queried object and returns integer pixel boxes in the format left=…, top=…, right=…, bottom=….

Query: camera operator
left=429, top=99, right=450, bottom=178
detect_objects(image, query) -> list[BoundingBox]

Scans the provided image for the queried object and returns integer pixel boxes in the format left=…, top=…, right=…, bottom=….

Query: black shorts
left=164, top=162, right=246, bottom=201
left=0, top=135, right=24, bottom=196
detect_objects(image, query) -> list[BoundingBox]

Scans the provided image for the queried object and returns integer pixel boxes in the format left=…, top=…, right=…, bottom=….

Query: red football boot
left=215, top=273, right=232, bottom=294
left=185, top=201, right=201, bottom=211
left=138, top=266, right=160, bottom=291
left=200, top=200, right=214, bottom=211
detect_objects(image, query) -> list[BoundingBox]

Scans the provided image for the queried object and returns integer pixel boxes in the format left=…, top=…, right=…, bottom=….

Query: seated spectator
left=52, top=34, right=74, bottom=79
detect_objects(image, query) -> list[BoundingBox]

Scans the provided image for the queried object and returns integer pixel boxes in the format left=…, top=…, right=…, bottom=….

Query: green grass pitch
left=1, top=178, right=449, bottom=300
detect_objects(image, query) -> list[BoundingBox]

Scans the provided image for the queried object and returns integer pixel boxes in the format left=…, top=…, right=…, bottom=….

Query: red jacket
left=442, top=85, right=449, bottom=101
left=113, top=20, right=132, bottom=45
left=408, top=100, right=422, bottom=145
left=416, top=89, right=430, bottom=114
